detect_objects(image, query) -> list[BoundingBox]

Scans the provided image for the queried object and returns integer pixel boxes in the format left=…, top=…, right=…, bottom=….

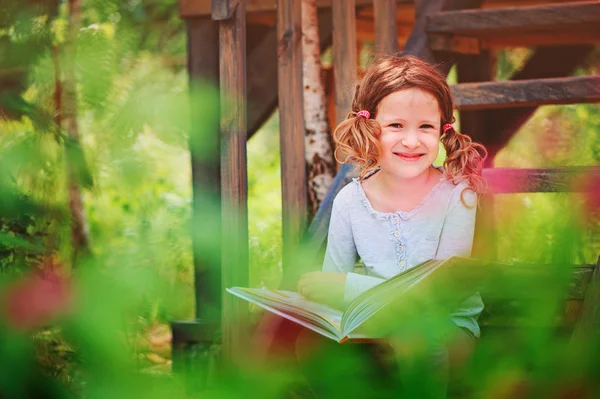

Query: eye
left=389, top=123, right=403, bottom=129
left=420, top=124, right=435, bottom=129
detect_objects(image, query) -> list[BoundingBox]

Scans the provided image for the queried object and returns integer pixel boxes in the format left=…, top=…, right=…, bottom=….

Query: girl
left=295, top=55, right=488, bottom=398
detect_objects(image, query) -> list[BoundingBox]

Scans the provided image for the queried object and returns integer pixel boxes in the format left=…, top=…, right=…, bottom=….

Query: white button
left=398, top=259, right=406, bottom=268
left=392, top=215, right=400, bottom=223
left=393, top=230, right=401, bottom=238
left=397, top=244, right=405, bottom=252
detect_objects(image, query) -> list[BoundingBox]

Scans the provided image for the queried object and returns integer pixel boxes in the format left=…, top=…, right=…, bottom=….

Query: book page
left=227, top=287, right=345, bottom=338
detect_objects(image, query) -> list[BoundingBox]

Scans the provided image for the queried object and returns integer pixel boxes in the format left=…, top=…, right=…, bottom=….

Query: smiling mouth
left=394, top=152, right=425, bottom=162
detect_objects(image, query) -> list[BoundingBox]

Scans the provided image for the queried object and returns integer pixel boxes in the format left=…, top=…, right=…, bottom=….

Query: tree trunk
left=61, top=0, right=91, bottom=264
left=302, top=0, right=336, bottom=220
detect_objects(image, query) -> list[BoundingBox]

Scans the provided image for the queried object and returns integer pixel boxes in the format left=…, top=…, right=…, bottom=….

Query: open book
left=227, top=257, right=490, bottom=343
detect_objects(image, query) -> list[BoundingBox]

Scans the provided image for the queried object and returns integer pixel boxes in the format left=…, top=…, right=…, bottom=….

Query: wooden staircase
left=174, top=0, right=600, bottom=371
left=307, top=0, right=600, bottom=267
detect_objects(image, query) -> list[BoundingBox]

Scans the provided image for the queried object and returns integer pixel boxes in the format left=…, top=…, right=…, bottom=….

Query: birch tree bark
left=302, top=0, right=335, bottom=219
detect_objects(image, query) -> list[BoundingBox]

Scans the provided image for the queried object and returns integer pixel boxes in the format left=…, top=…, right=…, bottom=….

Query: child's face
left=374, top=88, right=441, bottom=180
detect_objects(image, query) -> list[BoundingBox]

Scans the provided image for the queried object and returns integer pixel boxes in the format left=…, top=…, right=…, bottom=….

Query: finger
left=304, top=285, right=326, bottom=300
left=297, top=277, right=313, bottom=294
left=302, top=271, right=323, bottom=280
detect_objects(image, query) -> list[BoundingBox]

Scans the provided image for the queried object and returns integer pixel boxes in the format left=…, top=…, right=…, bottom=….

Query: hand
left=297, top=271, right=347, bottom=308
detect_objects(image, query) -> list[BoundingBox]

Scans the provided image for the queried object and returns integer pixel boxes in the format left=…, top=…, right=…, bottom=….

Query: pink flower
left=1, top=269, right=71, bottom=331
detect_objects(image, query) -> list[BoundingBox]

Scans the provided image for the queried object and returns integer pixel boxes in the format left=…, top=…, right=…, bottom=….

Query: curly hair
left=333, top=55, right=488, bottom=198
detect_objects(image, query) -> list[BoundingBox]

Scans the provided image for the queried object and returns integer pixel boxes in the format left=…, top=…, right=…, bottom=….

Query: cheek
left=422, top=134, right=441, bottom=152
left=378, top=132, right=400, bottom=149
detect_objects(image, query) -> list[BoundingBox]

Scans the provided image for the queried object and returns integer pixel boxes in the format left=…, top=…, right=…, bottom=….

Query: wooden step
left=427, top=1, right=600, bottom=50
left=483, top=166, right=600, bottom=194
left=452, top=76, right=600, bottom=111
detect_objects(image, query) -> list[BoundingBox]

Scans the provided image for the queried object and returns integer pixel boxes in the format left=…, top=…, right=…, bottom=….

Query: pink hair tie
left=442, top=124, right=454, bottom=134
left=356, top=110, right=370, bottom=119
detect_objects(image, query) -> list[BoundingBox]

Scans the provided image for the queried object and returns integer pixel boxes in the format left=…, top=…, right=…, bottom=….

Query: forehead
left=377, top=88, right=440, bottom=119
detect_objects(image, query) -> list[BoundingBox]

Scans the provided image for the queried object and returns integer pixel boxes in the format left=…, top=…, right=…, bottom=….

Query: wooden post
left=457, top=50, right=496, bottom=260
left=171, top=16, right=221, bottom=387
left=332, top=0, right=357, bottom=124
left=187, top=17, right=222, bottom=325
left=571, top=257, right=600, bottom=345
left=373, top=0, right=398, bottom=55
left=219, top=0, right=249, bottom=363
left=277, top=0, right=306, bottom=286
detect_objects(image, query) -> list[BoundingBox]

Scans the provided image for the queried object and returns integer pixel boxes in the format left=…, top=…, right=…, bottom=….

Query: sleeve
left=322, top=195, right=385, bottom=302
left=437, top=184, right=484, bottom=338
left=322, top=197, right=358, bottom=273
left=435, top=185, right=477, bottom=259
left=344, top=273, right=386, bottom=302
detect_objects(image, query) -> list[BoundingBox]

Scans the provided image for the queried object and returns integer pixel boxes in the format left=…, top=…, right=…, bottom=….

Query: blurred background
left=1, top=0, right=599, bottom=398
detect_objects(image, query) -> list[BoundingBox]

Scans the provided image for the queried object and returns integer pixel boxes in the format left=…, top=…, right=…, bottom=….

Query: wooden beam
left=333, top=0, right=357, bottom=124
left=277, top=0, right=306, bottom=279
left=182, top=0, right=567, bottom=17
left=403, top=0, right=484, bottom=65
left=430, top=31, right=600, bottom=53
left=212, top=0, right=242, bottom=20
left=571, top=258, right=600, bottom=344
left=481, top=31, right=600, bottom=49
left=483, top=167, right=600, bottom=194
left=186, top=17, right=222, bottom=324
left=374, top=0, right=399, bottom=54
left=181, top=0, right=412, bottom=17
left=171, top=16, right=222, bottom=379
left=457, top=49, right=495, bottom=260
left=482, top=44, right=594, bottom=158
left=428, top=34, right=480, bottom=54
left=479, top=265, right=596, bottom=329
left=246, top=10, right=333, bottom=139
left=354, top=19, right=413, bottom=43
left=427, top=1, right=600, bottom=35
left=219, top=2, right=248, bottom=362
left=453, top=76, right=600, bottom=111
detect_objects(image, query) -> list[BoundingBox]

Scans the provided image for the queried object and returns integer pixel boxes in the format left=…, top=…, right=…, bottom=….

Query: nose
left=400, top=130, right=420, bottom=149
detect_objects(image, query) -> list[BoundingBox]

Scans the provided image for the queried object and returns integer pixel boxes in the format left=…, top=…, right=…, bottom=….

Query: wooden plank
left=354, top=18, right=412, bottom=43
left=479, top=265, right=595, bottom=329
left=403, top=0, right=447, bottom=63
left=247, top=10, right=333, bottom=140
left=277, top=0, right=307, bottom=281
left=480, top=265, right=594, bottom=301
left=219, top=2, right=249, bottom=363
left=481, top=30, right=600, bottom=48
left=483, top=167, right=600, bottom=194
left=212, top=0, right=242, bottom=20
left=453, top=76, right=600, bottom=111
left=430, top=31, right=600, bottom=52
left=480, top=44, right=594, bottom=159
left=187, top=17, right=222, bottom=323
left=181, top=0, right=573, bottom=17
left=332, top=0, right=357, bottom=124
left=181, top=0, right=411, bottom=17
left=427, top=1, right=600, bottom=35
left=457, top=50, right=495, bottom=259
left=403, top=0, right=484, bottom=67
left=571, top=258, right=600, bottom=343
left=373, top=0, right=398, bottom=54
left=428, top=34, right=480, bottom=54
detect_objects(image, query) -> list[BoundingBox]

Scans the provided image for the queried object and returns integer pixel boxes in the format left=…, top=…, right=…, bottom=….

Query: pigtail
left=333, top=111, right=381, bottom=178
left=333, top=83, right=382, bottom=178
left=441, top=125, right=488, bottom=203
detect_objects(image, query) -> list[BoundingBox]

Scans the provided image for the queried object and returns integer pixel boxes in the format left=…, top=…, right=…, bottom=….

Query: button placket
left=390, top=214, right=407, bottom=272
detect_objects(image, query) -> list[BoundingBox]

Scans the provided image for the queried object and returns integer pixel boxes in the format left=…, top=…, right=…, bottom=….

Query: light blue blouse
left=322, top=171, right=484, bottom=338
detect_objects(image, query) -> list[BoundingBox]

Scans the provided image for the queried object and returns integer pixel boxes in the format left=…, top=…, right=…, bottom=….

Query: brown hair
left=333, top=55, right=488, bottom=196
